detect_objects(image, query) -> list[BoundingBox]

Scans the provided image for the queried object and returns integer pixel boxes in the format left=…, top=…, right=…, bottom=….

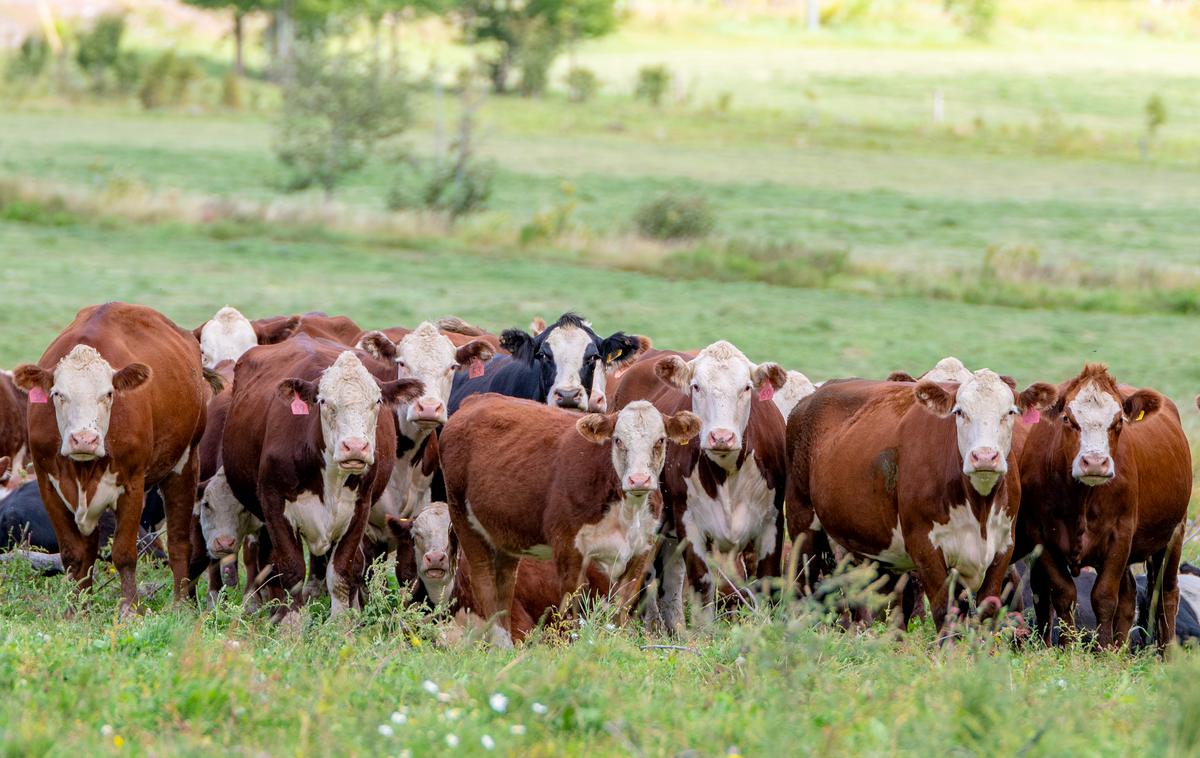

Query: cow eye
left=690, top=383, right=700, bottom=394
left=951, top=408, right=963, bottom=417
left=614, top=438, right=625, bottom=449
left=742, top=384, right=753, bottom=394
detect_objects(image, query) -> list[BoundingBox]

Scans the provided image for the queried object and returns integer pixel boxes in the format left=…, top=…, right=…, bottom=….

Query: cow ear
left=665, top=411, right=701, bottom=445
left=254, top=315, right=300, bottom=345
left=386, top=514, right=415, bottom=539
left=1018, top=383, right=1057, bottom=414
left=914, top=380, right=956, bottom=417
left=601, top=333, right=649, bottom=370
left=887, top=371, right=917, bottom=383
left=752, top=362, right=787, bottom=392
left=655, top=355, right=691, bottom=391
left=114, top=363, right=152, bottom=391
left=529, top=317, right=547, bottom=336
left=12, top=364, right=50, bottom=393
left=379, top=378, right=424, bottom=405
left=358, top=331, right=397, bottom=363
left=998, top=375, right=1019, bottom=392
left=277, top=378, right=319, bottom=405
left=499, top=328, right=534, bottom=359
left=1124, top=389, right=1162, bottom=423
left=455, top=339, right=495, bottom=367
left=0, top=456, right=9, bottom=484
left=576, top=413, right=617, bottom=444
left=192, top=323, right=205, bottom=342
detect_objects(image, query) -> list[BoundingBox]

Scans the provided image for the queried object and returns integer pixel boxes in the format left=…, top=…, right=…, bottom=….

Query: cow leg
left=261, top=493, right=307, bottom=619
left=206, top=562, right=222, bottom=607
left=1029, top=556, right=1055, bottom=645
left=974, top=542, right=1016, bottom=622
left=326, top=540, right=361, bottom=618
left=613, top=551, right=653, bottom=626
left=901, top=528, right=953, bottom=635
left=753, top=508, right=785, bottom=597
left=1147, top=526, right=1183, bottom=649
left=685, top=543, right=716, bottom=624
left=158, top=454, right=200, bottom=603
left=555, top=548, right=587, bottom=618
left=187, top=514, right=210, bottom=596
left=1092, top=552, right=1130, bottom=650
left=112, top=475, right=146, bottom=616
left=452, top=513, right=507, bottom=645
left=658, top=538, right=688, bottom=634
left=34, top=473, right=96, bottom=606
left=1115, top=568, right=1136, bottom=648
left=1042, top=558, right=1078, bottom=646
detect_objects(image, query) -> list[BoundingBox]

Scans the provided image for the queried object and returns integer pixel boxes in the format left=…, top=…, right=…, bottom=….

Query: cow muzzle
left=408, top=397, right=447, bottom=427
left=704, top=428, right=739, bottom=454
left=552, top=386, right=585, bottom=409
left=65, top=430, right=102, bottom=460
left=421, top=549, right=450, bottom=580
left=964, top=447, right=1005, bottom=494
left=209, top=534, right=237, bottom=558
left=336, top=438, right=372, bottom=472
left=1074, top=452, right=1114, bottom=485
left=623, top=472, right=655, bottom=494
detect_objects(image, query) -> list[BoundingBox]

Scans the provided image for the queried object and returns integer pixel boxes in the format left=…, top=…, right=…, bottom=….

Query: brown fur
left=0, top=371, right=28, bottom=486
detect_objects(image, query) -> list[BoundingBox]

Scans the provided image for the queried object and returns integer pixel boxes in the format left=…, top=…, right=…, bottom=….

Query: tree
left=460, top=0, right=618, bottom=94
left=274, top=40, right=410, bottom=199
left=182, top=0, right=265, bottom=76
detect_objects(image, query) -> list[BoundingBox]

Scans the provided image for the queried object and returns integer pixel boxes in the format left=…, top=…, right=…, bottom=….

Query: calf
left=386, top=502, right=458, bottom=606
left=1017, top=364, right=1191, bottom=649
left=612, top=341, right=788, bottom=632
left=14, top=302, right=208, bottom=612
left=448, top=312, right=648, bottom=414
left=193, top=306, right=300, bottom=369
left=440, top=394, right=699, bottom=647
left=222, top=335, right=421, bottom=620
left=786, top=371, right=1056, bottom=632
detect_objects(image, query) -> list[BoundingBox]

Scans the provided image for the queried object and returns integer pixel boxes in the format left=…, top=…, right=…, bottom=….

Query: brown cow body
left=787, top=374, right=1055, bottom=631
left=440, top=394, right=699, bottom=646
left=0, top=370, right=29, bottom=493
left=1017, top=365, right=1191, bottom=648
left=221, top=334, right=420, bottom=620
left=15, top=303, right=207, bottom=612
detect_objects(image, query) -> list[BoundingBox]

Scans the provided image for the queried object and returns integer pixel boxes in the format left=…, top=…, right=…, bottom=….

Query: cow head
left=577, top=400, right=700, bottom=494
left=654, top=341, right=785, bottom=464
left=500, top=313, right=648, bottom=412
left=193, top=306, right=259, bottom=369
left=921, top=356, right=973, bottom=384
left=277, top=351, right=423, bottom=474
left=360, top=323, right=493, bottom=432
left=15, top=345, right=151, bottom=461
left=915, top=369, right=1057, bottom=495
left=1056, top=364, right=1160, bottom=486
left=196, top=467, right=258, bottom=560
left=387, top=503, right=457, bottom=605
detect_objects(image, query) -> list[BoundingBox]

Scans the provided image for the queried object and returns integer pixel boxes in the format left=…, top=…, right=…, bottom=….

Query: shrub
left=515, top=27, right=559, bottom=97
left=220, top=71, right=242, bottom=109
left=76, top=14, right=126, bottom=90
left=565, top=66, right=600, bottom=103
left=519, top=182, right=577, bottom=244
left=388, top=158, right=494, bottom=220
left=138, top=52, right=200, bottom=109
left=634, top=193, right=714, bottom=240
left=6, top=35, right=50, bottom=81
left=945, top=0, right=997, bottom=40
left=634, top=64, right=671, bottom=107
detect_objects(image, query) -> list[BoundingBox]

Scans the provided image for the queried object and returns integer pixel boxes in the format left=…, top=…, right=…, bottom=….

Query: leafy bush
left=565, top=66, right=600, bottom=103
left=519, top=182, right=577, bottom=244
left=515, top=26, right=559, bottom=97
left=661, top=239, right=851, bottom=288
left=138, top=52, right=201, bottom=109
left=388, top=158, right=494, bottom=220
left=6, top=35, right=50, bottom=81
left=945, top=0, right=997, bottom=40
left=634, top=64, right=671, bottom=107
left=634, top=193, right=714, bottom=240
left=76, top=14, right=126, bottom=90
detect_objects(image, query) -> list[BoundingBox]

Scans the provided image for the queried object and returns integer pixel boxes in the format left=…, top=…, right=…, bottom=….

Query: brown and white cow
left=192, top=307, right=300, bottom=369
left=377, top=316, right=504, bottom=355
left=1017, top=364, right=1191, bottom=648
left=0, top=370, right=29, bottom=496
left=250, top=312, right=363, bottom=347
left=440, top=394, right=699, bottom=647
left=786, top=371, right=1057, bottom=632
left=13, top=302, right=209, bottom=612
left=222, top=335, right=421, bottom=620
left=887, top=356, right=974, bottom=385
left=386, top=502, right=458, bottom=606
left=612, top=341, right=788, bottom=632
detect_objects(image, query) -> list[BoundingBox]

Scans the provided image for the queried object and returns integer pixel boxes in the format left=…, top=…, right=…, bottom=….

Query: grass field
left=3, top=3, right=1200, bottom=753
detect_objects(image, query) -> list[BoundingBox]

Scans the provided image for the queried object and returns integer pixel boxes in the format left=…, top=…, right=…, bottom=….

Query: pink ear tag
left=1021, top=408, right=1040, bottom=425
left=469, top=358, right=485, bottom=379
left=290, top=396, right=309, bottom=415
left=28, top=387, right=48, bottom=404
left=758, top=383, right=775, bottom=403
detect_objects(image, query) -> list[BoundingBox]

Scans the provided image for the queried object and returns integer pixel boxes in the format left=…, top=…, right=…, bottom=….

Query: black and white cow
left=448, top=313, right=648, bottom=414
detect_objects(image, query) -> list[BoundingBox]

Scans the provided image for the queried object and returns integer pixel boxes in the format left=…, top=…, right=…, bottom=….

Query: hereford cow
left=13, top=302, right=209, bottom=612
left=440, top=394, right=700, bottom=647
left=886, top=356, right=973, bottom=385
left=0, top=371, right=29, bottom=497
left=376, top=316, right=504, bottom=354
left=386, top=502, right=457, bottom=606
left=221, top=335, right=421, bottom=620
left=786, top=371, right=1057, bottom=632
left=612, top=341, right=788, bottom=632
left=193, top=306, right=300, bottom=369
left=448, top=313, right=649, bottom=414
left=1017, top=364, right=1191, bottom=649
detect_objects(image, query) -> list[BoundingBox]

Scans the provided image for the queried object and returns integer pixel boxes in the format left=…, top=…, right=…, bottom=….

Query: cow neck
left=394, top=413, right=433, bottom=465
left=53, top=454, right=112, bottom=495
left=293, top=413, right=354, bottom=500
left=694, top=436, right=751, bottom=499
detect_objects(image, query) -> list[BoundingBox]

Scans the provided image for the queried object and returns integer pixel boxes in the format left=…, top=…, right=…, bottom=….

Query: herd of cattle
left=0, top=302, right=1196, bottom=651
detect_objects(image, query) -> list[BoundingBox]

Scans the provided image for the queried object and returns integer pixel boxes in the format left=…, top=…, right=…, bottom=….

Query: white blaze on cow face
left=949, top=370, right=1021, bottom=494
left=411, top=502, right=455, bottom=605
left=48, top=345, right=149, bottom=461
left=545, top=324, right=596, bottom=411
left=393, top=323, right=478, bottom=431
left=922, top=356, right=972, bottom=384
left=318, top=352, right=384, bottom=472
left=199, top=306, right=257, bottom=369
left=657, top=341, right=783, bottom=463
left=1067, top=381, right=1122, bottom=485
left=197, top=467, right=260, bottom=559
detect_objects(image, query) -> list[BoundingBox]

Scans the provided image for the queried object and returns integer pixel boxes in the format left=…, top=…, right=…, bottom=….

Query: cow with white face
left=448, top=313, right=648, bottom=415
left=387, top=502, right=458, bottom=606
left=610, top=342, right=789, bottom=632
left=193, top=307, right=258, bottom=369
left=41, top=345, right=151, bottom=462
left=195, top=467, right=262, bottom=595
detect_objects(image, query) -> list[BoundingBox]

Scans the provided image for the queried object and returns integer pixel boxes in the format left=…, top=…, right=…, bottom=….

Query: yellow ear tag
left=1135, top=410, right=1145, bottom=422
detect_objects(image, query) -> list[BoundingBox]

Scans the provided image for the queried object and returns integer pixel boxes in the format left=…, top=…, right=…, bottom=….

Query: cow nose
left=339, top=438, right=370, bottom=459
left=413, top=398, right=445, bottom=422
left=555, top=388, right=582, bottom=407
left=706, top=428, right=737, bottom=450
left=625, top=473, right=653, bottom=491
left=1079, top=452, right=1112, bottom=477
left=968, top=447, right=1001, bottom=470
left=213, top=535, right=237, bottom=554
left=588, top=392, right=607, bottom=412
left=68, top=431, right=100, bottom=452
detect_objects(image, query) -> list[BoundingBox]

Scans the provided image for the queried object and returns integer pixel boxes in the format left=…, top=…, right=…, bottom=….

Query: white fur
left=545, top=325, right=594, bottom=410
left=574, top=492, right=657, bottom=584
left=50, top=345, right=117, bottom=459
left=317, top=352, right=383, bottom=468
left=923, top=356, right=972, bottom=384
left=390, top=322, right=460, bottom=431
left=282, top=467, right=358, bottom=557
left=608, top=401, right=670, bottom=493
left=1067, top=381, right=1121, bottom=483
left=947, top=369, right=1020, bottom=490
left=172, top=446, right=190, bottom=475
left=48, top=469, right=124, bottom=536
left=199, top=306, right=257, bottom=369
left=869, top=520, right=915, bottom=571
left=927, top=503, right=1013, bottom=593
left=772, top=369, right=816, bottom=419
left=682, top=458, right=776, bottom=567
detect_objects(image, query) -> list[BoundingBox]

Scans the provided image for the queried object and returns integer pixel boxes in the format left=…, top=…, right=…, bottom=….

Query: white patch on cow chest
left=48, top=469, right=125, bottom=536
left=868, top=520, right=915, bottom=572
left=573, top=495, right=657, bottom=583
left=927, top=503, right=1013, bottom=592
left=172, top=446, right=190, bottom=475
left=284, top=477, right=358, bottom=556
left=682, top=459, right=776, bottom=561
